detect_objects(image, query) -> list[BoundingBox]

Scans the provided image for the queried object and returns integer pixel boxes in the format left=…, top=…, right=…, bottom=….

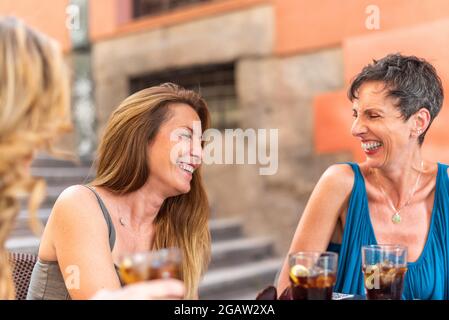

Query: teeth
left=361, top=141, right=383, bottom=151
left=178, top=163, right=194, bottom=174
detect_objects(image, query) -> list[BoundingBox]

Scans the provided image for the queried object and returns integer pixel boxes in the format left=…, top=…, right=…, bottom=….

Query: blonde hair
left=91, top=83, right=211, bottom=299
left=0, top=17, right=71, bottom=299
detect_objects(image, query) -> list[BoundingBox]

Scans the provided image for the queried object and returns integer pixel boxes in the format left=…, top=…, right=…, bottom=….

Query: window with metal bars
left=130, top=63, right=239, bottom=129
left=133, top=0, right=217, bottom=19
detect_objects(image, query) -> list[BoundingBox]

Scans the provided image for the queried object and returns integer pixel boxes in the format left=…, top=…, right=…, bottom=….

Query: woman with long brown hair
left=1, top=16, right=184, bottom=300
left=27, top=83, right=211, bottom=299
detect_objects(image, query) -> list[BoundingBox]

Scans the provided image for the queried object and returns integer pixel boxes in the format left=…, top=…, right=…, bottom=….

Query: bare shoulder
left=49, top=185, right=107, bottom=230
left=53, top=185, right=98, bottom=211
left=319, top=163, right=355, bottom=195
left=305, top=163, right=356, bottom=216
left=284, top=163, right=355, bottom=254
left=40, top=184, right=109, bottom=261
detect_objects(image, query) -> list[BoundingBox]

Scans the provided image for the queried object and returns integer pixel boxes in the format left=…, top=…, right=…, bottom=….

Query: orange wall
left=343, top=19, right=449, bottom=85
left=0, top=0, right=71, bottom=51
left=314, top=90, right=355, bottom=155
left=5, top=1, right=449, bottom=59
left=89, top=0, right=270, bottom=42
left=275, top=0, right=449, bottom=56
left=89, top=0, right=119, bottom=42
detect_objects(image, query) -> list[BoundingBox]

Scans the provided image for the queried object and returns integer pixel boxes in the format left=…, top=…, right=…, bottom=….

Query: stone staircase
left=6, top=155, right=281, bottom=300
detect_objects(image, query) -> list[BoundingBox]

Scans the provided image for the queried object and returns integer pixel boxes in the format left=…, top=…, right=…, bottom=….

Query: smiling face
left=147, top=103, right=203, bottom=197
left=351, top=81, right=420, bottom=168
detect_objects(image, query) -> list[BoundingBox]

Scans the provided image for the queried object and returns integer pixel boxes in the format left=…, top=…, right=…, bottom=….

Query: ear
left=411, top=108, right=431, bottom=137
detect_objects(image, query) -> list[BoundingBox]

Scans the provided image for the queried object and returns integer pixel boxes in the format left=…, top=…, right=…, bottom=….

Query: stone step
left=5, top=236, right=40, bottom=255
left=33, top=153, right=93, bottom=168
left=199, top=258, right=281, bottom=299
left=32, top=158, right=92, bottom=168
left=209, top=237, right=273, bottom=269
left=19, top=186, right=65, bottom=209
left=10, top=209, right=51, bottom=238
left=31, top=167, right=93, bottom=186
left=209, top=218, right=242, bottom=241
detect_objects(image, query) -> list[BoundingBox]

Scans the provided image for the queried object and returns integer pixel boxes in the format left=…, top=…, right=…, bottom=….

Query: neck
left=373, top=149, right=424, bottom=206
left=119, top=179, right=167, bottom=232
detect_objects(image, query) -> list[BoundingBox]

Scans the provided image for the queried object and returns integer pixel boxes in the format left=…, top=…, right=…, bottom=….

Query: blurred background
left=3, top=0, right=449, bottom=299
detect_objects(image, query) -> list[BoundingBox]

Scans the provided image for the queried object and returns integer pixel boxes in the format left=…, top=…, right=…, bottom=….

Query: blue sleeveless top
left=330, top=162, right=449, bottom=300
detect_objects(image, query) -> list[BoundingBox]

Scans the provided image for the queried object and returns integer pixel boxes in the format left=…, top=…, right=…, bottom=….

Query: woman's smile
left=176, top=161, right=196, bottom=180
left=361, top=140, right=384, bottom=156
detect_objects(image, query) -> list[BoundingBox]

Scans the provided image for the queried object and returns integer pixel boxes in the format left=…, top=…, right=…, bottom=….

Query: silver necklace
left=374, top=161, right=424, bottom=224
left=115, top=202, right=127, bottom=227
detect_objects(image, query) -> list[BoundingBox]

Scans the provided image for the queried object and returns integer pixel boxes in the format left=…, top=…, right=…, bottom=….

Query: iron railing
left=133, top=0, right=216, bottom=18
left=130, top=63, right=238, bottom=129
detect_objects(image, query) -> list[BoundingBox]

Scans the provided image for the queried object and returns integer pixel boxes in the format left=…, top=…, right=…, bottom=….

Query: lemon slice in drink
left=289, top=264, right=310, bottom=284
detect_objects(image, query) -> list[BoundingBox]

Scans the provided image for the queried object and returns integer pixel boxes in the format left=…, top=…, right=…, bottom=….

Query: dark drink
left=289, top=272, right=336, bottom=300
left=363, top=264, right=407, bottom=300
left=288, top=252, right=338, bottom=300
left=362, top=245, right=408, bottom=300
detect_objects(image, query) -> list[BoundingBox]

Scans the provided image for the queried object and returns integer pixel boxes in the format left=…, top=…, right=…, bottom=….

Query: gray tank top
left=26, top=185, right=121, bottom=300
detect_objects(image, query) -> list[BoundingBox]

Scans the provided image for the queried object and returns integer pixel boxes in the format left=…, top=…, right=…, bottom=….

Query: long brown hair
left=0, top=17, right=71, bottom=299
left=91, top=83, right=211, bottom=299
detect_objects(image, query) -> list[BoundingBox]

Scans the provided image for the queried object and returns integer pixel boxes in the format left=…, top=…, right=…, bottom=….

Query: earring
left=416, top=129, right=423, bottom=135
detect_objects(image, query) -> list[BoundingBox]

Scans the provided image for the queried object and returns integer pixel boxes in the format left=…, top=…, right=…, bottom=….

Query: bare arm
left=276, top=164, right=354, bottom=295
left=47, top=185, right=122, bottom=299
left=91, top=279, right=185, bottom=300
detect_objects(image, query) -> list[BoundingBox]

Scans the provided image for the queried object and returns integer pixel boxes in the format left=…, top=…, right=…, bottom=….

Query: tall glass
left=361, top=245, right=407, bottom=300
left=118, top=248, right=182, bottom=284
left=288, top=251, right=338, bottom=300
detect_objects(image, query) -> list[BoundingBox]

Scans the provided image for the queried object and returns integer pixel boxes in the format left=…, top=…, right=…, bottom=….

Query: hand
left=91, top=279, right=185, bottom=300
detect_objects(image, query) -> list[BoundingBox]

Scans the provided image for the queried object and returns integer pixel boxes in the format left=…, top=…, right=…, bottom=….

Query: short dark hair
left=348, top=53, right=444, bottom=145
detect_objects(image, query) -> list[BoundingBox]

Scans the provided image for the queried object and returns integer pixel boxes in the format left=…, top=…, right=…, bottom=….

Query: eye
left=180, top=132, right=192, bottom=140
left=368, top=114, right=381, bottom=119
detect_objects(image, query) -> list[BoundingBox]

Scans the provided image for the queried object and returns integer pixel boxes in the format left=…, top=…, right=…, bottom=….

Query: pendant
left=392, top=213, right=402, bottom=224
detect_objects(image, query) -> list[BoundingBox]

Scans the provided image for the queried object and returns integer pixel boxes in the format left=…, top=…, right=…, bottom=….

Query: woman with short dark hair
left=278, top=53, right=448, bottom=299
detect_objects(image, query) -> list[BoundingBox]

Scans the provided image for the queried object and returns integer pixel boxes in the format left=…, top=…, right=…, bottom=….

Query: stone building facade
left=5, top=0, right=449, bottom=256
left=90, top=2, right=349, bottom=254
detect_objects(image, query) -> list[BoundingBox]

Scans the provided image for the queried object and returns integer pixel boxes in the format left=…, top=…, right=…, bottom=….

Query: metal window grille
left=130, top=63, right=238, bottom=129
left=133, top=0, right=216, bottom=18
